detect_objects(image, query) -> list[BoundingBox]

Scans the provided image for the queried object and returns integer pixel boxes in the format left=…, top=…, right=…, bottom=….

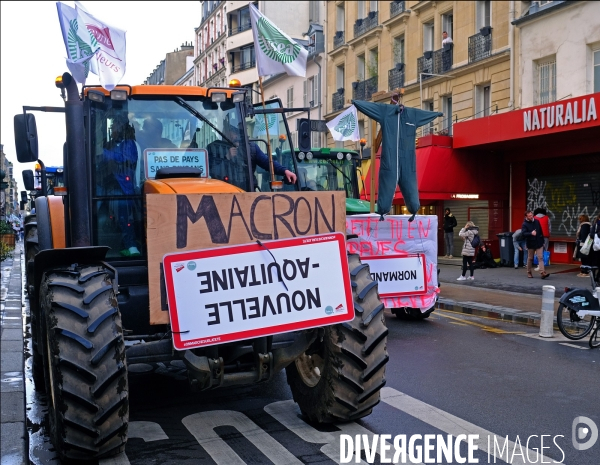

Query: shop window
left=535, top=57, right=556, bottom=105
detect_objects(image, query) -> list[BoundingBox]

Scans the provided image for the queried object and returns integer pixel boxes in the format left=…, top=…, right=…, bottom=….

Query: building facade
left=145, top=43, right=194, bottom=85
left=0, top=144, right=19, bottom=220
left=194, top=1, right=228, bottom=88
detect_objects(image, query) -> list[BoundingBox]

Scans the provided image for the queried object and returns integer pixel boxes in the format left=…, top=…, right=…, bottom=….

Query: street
left=26, top=307, right=600, bottom=465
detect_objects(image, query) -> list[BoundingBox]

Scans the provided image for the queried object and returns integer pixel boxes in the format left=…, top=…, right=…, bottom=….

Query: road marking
left=436, top=312, right=526, bottom=334
left=182, top=410, right=302, bottom=465
left=128, top=421, right=169, bottom=441
left=381, top=387, right=557, bottom=465
left=559, top=343, right=589, bottom=350
left=265, top=400, right=403, bottom=465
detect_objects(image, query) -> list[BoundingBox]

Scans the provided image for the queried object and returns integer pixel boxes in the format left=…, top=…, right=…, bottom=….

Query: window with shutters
left=312, top=76, right=319, bottom=107
left=286, top=86, right=294, bottom=108
left=303, top=80, right=308, bottom=107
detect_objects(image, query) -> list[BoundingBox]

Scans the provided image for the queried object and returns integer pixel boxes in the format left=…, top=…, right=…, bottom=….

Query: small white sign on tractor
left=163, top=233, right=354, bottom=350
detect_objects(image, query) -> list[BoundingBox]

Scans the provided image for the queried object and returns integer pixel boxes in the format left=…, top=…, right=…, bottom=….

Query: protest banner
left=163, top=233, right=353, bottom=349
left=147, top=191, right=346, bottom=324
left=346, top=214, right=439, bottom=311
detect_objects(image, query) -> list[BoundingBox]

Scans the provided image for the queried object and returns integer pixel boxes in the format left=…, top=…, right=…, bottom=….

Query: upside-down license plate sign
left=163, top=233, right=353, bottom=350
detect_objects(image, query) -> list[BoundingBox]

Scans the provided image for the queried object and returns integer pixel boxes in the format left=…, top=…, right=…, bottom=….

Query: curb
left=436, top=297, right=543, bottom=327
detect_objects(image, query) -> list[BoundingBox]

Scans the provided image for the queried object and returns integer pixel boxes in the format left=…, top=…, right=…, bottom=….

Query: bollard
left=539, top=285, right=555, bottom=338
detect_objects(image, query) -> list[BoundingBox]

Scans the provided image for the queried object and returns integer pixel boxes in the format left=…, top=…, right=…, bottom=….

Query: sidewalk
left=1, top=242, right=26, bottom=465
left=436, top=256, right=590, bottom=325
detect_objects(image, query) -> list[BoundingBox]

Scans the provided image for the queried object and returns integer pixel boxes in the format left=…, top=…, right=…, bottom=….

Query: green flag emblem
left=257, top=17, right=301, bottom=64
left=334, top=113, right=356, bottom=137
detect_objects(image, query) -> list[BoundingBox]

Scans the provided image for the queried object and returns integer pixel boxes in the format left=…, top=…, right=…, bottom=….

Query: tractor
left=13, top=73, right=389, bottom=462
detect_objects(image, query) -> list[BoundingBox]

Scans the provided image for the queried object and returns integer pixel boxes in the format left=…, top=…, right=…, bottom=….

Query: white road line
left=559, top=343, right=589, bottom=350
left=265, top=400, right=406, bottom=465
left=381, top=387, right=559, bottom=465
left=182, top=410, right=302, bottom=465
left=128, top=421, right=169, bottom=441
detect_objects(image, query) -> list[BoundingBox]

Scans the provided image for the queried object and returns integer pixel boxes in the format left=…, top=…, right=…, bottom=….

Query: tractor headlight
left=336, top=152, right=344, bottom=160
left=306, top=151, right=313, bottom=160
left=298, top=152, right=305, bottom=160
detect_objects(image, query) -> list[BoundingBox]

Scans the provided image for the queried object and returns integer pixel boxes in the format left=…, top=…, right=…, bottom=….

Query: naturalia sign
left=523, top=96, right=597, bottom=132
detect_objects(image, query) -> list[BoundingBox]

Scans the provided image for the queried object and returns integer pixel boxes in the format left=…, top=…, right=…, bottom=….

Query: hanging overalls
left=352, top=100, right=442, bottom=218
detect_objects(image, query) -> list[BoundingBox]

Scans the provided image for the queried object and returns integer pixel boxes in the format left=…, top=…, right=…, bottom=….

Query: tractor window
left=245, top=99, right=297, bottom=192
left=296, top=157, right=355, bottom=198
left=89, top=96, right=250, bottom=258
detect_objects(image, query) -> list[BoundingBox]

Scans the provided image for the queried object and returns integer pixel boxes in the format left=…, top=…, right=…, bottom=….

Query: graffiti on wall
left=527, top=176, right=599, bottom=237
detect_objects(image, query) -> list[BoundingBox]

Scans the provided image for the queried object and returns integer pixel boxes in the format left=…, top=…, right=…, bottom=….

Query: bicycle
left=556, top=265, right=600, bottom=348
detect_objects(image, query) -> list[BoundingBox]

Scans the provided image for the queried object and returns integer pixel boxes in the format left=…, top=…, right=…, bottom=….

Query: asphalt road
left=27, top=310, right=600, bottom=464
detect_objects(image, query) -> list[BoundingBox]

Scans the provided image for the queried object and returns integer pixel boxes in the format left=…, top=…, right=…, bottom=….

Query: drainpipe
left=313, top=54, right=322, bottom=145
left=509, top=0, right=515, bottom=109
left=509, top=163, right=512, bottom=231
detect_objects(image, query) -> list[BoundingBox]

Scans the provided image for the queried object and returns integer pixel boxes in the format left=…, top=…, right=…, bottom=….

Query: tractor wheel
left=24, top=216, right=45, bottom=390
left=41, top=264, right=128, bottom=462
left=286, top=254, right=388, bottom=423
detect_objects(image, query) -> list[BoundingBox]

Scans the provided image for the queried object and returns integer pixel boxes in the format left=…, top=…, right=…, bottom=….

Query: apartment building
left=194, top=1, right=228, bottom=88
left=227, top=1, right=311, bottom=99
left=145, top=43, right=195, bottom=85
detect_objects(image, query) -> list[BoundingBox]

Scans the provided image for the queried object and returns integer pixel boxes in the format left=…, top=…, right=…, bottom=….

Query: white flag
left=249, top=3, right=307, bottom=78
left=56, top=2, right=99, bottom=84
left=56, top=2, right=126, bottom=90
left=326, top=105, right=360, bottom=142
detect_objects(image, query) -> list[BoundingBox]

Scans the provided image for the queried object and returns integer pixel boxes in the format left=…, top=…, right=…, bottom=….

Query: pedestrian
left=443, top=207, right=457, bottom=258
left=522, top=210, right=549, bottom=279
left=575, top=214, right=591, bottom=277
left=442, top=31, right=453, bottom=46
left=474, top=244, right=497, bottom=269
left=534, top=208, right=550, bottom=271
left=588, top=213, right=600, bottom=282
left=512, top=228, right=527, bottom=269
left=457, top=221, right=479, bottom=280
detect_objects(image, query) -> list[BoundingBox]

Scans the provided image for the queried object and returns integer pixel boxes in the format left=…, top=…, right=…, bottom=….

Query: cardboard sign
left=346, top=214, right=438, bottom=311
left=361, top=254, right=427, bottom=298
left=144, top=148, right=209, bottom=179
left=163, top=233, right=353, bottom=349
left=147, top=191, right=346, bottom=324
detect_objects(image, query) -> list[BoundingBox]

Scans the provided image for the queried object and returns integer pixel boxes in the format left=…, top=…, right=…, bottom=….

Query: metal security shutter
left=444, top=200, right=489, bottom=256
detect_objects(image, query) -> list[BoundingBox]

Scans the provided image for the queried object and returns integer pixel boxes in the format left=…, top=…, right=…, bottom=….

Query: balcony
left=354, top=12, right=378, bottom=39
left=468, top=29, right=492, bottom=64
left=229, top=22, right=251, bottom=37
left=352, top=76, right=378, bottom=101
left=388, top=66, right=405, bottom=91
left=231, top=60, right=255, bottom=73
left=332, top=91, right=345, bottom=112
left=333, top=31, right=345, bottom=50
left=390, top=1, right=406, bottom=18
left=418, top=46, right=453, bottom=80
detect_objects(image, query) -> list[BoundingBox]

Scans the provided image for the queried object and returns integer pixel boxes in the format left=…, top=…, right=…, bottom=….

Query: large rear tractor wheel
left=286, top=254, right=389, bottom=423
left=41, top=264, right=128, bottom=462
left=24, top=214, right=38, bottom=296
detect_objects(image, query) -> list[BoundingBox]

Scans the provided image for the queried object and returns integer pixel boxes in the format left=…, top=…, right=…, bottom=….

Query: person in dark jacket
left=474, top=244, right=497, bottom=269
left=588, top=213, right=600, bottom=282
left=522, top=210, right=549, bottom=279
left=443, top=208, right=458, bottom=258
left=575, top=214, right=592, bottom=277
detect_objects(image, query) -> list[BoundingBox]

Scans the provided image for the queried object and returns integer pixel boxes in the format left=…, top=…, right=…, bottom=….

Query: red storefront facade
left=361, top=92, right=600, bottom=262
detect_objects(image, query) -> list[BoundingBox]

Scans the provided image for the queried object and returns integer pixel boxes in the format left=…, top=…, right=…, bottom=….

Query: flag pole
left=370, top=119, right=377, bottom=213
left=258, top=76, right=282, bottom=190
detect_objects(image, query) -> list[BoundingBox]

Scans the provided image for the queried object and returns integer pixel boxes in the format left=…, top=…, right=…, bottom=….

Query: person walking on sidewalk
left=457, top=221, right=479, bottom=281
left=534, top=208, right=551, bottom=271
left=522, top=210, right=549, bottom=279
left=443, top=208, right=458, bottom=258
left=589, top=213, right=600, bottom=282
left=512, top=228, right=527, bottom=269
left=575, top=214, right=592, bottom=277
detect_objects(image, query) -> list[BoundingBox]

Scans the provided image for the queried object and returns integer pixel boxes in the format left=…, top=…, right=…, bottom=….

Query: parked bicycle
left=556, top=265, right=600, bottom=348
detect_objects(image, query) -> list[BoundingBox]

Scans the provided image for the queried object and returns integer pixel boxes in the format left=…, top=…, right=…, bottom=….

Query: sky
left=1, top=1, right=202, bottom=190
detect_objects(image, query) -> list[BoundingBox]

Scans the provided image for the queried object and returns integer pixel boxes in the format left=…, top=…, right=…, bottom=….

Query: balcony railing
left=352, top=76, right=378, bottom=101
left=332, top=91, right=345, bottom=112
left=229, top=22, right=251, bottom=37
left=231, top=60, right=255, bottom=73
left=353, top=11, right=378, bottom=39
left=390, top=1, right=406, bottom=18
left=418, top=47, right=453, bottom=80
left=468, top=30, right=492, bottom=64
left=388, top=66, right=405, bottom=91
left=333, top=31, right=345, bottom=49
